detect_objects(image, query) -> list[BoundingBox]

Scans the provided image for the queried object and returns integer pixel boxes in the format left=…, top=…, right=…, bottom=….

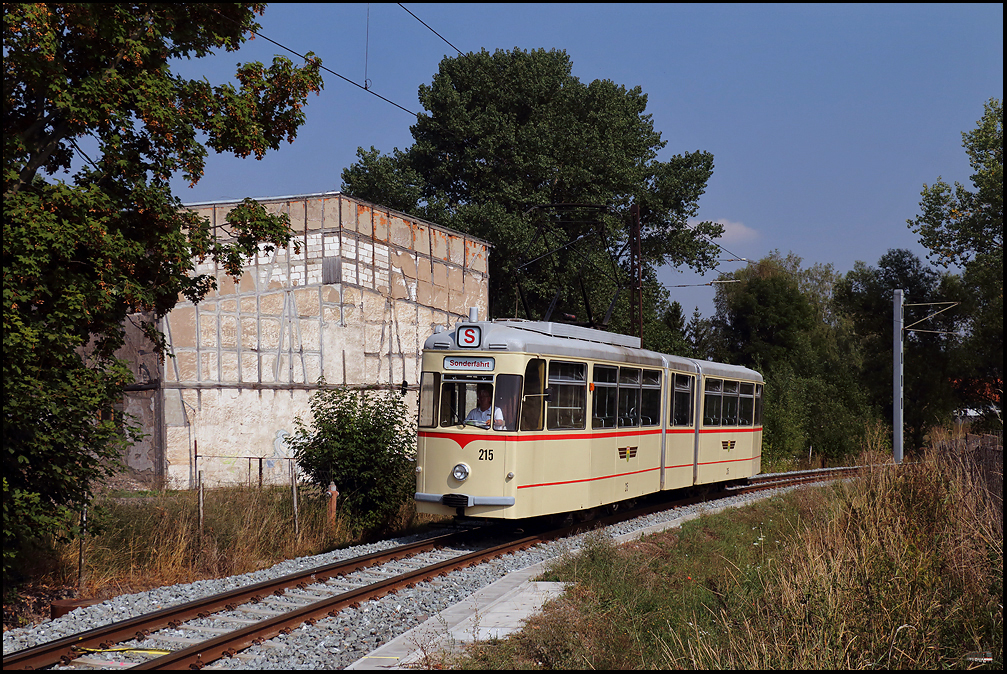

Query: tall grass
left=46, top=485, right=438, bottom=601
left=687, top=444, right=1002, bottom=669
left=453, top=434, right=1003, bottom=670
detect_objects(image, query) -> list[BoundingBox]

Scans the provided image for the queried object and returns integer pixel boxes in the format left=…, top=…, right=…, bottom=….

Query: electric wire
left=398, top=3, right=464, bottom=56
left=211, top=8, right=417, bottom=116
left=651, top=220, right=753, bottom=293
left=214, top=9, right=756, bottom=300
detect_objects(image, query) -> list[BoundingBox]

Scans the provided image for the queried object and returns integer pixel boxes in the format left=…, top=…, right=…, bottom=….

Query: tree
left=342, top=47, right=723, bottom=326
left=834, top=249, right=966, bottom=448
left=908, top=98, right=1002, bottom=429
left=289, top=388, right=415, bottom=532
left=712, top=257, right=816, bottom=372
left=685, top=307, right=719, bottom=361
left=3, top=4, right=323, bottom=581
left=646, top=299, right=689, bottom=356
left=909, top=98, right=1002, bottom=280
left=712, top=253, right=872, bottom=463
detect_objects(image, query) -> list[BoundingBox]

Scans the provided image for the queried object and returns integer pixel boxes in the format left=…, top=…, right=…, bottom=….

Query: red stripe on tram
left=518, top=466, right=660, bottom=489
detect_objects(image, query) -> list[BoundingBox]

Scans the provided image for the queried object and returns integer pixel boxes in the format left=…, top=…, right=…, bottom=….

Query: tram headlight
left=452, top=463, right=470, bottom=482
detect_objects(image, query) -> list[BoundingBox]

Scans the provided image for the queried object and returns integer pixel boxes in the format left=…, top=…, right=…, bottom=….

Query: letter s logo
left=458, top=326, right=480, bottom=347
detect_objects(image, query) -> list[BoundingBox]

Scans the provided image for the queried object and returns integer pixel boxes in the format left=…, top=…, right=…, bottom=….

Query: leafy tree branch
left=3, top=3, right=323, bottom=584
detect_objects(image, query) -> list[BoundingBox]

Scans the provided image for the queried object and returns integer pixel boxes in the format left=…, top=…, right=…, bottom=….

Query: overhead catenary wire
left=661, top=279, right=741, bottom=289
left=660, top=220, right=752, bottom=289
left=218, top=6, right=756, bottom=301
left=210, top=7, right=418, bottom=116
left=398, top=3, right=464, bottom=56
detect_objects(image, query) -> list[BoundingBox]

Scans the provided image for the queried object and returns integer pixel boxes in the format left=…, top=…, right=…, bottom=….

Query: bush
left=290, top=386, right=416, bottom=531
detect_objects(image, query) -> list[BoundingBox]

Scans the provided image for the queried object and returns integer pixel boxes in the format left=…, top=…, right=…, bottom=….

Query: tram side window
left=592, top=365, right=618, bottom=429
left=672, top=374, right=694, bottom=426
left=739, top=382, right=755, bottom=425
left=618, top=367, right=641, bottom=427
left=754, top=383, right=764, bottom=426
left=547, top=361, right=587, bottom=430
left=704, top=378, right=722, bottom=426
left=722, top=380, right=739, bottom=426
left=418, top=371, right=440, bottom=428
left=521, top=359, right=546, bottom=431
left=640, top=370, right=662, bottom=427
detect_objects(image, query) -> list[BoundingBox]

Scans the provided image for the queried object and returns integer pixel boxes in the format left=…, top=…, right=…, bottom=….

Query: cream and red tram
left=414, top=318, right=763, bottom=520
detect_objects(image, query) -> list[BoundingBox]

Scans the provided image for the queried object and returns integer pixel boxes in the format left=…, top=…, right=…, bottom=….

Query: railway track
left=3, top=466, right=855, bottom=670
left=730, top=465, right=860, bottom=493
left=4, top=528, right=496, bottom=670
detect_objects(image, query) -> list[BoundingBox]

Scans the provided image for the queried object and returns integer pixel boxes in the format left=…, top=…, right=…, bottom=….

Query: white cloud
left=714, top=219, right=759, bottom=244
left=689, top=218, right=759, bottom=245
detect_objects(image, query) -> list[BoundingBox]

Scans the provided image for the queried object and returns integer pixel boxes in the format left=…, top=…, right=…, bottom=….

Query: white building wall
left=127, top=193, right=490, bottom=487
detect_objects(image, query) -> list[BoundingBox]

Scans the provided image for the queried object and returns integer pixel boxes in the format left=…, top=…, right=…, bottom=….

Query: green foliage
left=713, top=257, right=816, bottom=371
left=290, top=387, right=416, bottom=532
left=685, top=306, right=719, bottom=360
left=644, top=300, right=691, bottom=356
left=3, top=477, right=61, bottom=582
left=834, top=249, right=966, bottom=447
left=453, top=452, right=1002, bottom=669
left=3, top=4, right=323, bottom=585
left=342, top=47, right=722, bottom=327
left=710, top=252, right=873, bottom=463
left=910, top=98, right=1003, bottom=278
left=760, top=362, right=806, bottom=463
left=909, top=98, right=1003, bottom=430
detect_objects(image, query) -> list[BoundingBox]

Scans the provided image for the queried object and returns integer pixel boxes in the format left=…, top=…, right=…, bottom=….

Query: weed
left=4, top=484, right=448, bottom=626
left=451, top=435, right=1002, bottom=669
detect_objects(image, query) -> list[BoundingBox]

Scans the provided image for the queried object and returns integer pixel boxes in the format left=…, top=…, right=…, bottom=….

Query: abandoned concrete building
left=119, top=192, right=490, bottom=488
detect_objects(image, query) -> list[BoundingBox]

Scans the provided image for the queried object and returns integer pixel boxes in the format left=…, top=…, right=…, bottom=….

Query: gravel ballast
left=3, top=482, right=811, bottom=669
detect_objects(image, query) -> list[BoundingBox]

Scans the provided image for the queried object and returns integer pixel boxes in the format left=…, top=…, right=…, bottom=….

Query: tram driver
left=465, top=383, right=505, bottom=429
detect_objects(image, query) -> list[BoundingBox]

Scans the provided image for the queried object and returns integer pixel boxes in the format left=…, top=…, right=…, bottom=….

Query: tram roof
left=424, top=320, right=763, bottom=383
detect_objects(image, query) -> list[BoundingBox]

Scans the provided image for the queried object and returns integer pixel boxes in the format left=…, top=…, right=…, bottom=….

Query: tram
left=414, top=312, right=763, bottom=520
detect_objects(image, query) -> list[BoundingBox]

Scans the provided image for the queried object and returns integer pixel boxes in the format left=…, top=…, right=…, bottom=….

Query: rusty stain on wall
left=119, top=193, right=490, bottom=488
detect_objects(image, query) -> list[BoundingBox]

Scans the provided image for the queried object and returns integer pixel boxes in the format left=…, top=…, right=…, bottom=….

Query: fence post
left=290, top=459, right=300, bottom=536
left=328, top=482, right=339, bottom=528
left=77, top=505, right=87, bottom=594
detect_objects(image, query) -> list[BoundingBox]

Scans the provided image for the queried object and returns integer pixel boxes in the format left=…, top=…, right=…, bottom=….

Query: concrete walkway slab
left=346, top=495, right=776, bottom=669
left=345, top=560, right=564, bottom=670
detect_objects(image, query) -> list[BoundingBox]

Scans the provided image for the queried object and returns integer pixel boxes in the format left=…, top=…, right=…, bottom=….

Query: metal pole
left=198, top=470, right=204, bottom=536
left=893, top=289, right=903, bottom=464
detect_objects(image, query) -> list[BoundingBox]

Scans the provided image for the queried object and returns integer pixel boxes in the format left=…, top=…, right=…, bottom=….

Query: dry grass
left=3, top=484, right=445, bottom=629
left=696, top=443, right=1003, bottom=669
left=452, top=430, right=1003, bottom=670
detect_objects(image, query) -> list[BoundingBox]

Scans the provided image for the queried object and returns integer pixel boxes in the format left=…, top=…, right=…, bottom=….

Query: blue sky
left=169, top=3, right=1003, bottom=317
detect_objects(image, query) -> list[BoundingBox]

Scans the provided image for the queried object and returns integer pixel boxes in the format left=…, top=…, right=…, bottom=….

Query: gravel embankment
left=3, top=483, right=805, bottom=669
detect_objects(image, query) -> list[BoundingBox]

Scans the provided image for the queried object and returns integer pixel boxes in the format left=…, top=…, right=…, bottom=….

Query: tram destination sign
left=443, top=356, right=495, bottom=371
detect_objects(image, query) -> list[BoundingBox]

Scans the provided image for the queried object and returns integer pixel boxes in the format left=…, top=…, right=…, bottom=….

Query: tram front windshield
left=438, top=375, right=521, bottom=430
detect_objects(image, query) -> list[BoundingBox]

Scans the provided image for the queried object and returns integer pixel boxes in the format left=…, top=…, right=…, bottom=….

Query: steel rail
left=138, top=468, right=857, bottom=669
left=730, top=465, right=860, bottom=494
left=133, top=533, right=547, bottom=670
left=1, top=529, right=477, bottom=670
left=4, top=466, right=856, bottom=670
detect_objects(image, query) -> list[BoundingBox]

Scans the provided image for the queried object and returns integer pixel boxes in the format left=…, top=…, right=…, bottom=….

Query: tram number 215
left=478, top=448, right=494, bottom=461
